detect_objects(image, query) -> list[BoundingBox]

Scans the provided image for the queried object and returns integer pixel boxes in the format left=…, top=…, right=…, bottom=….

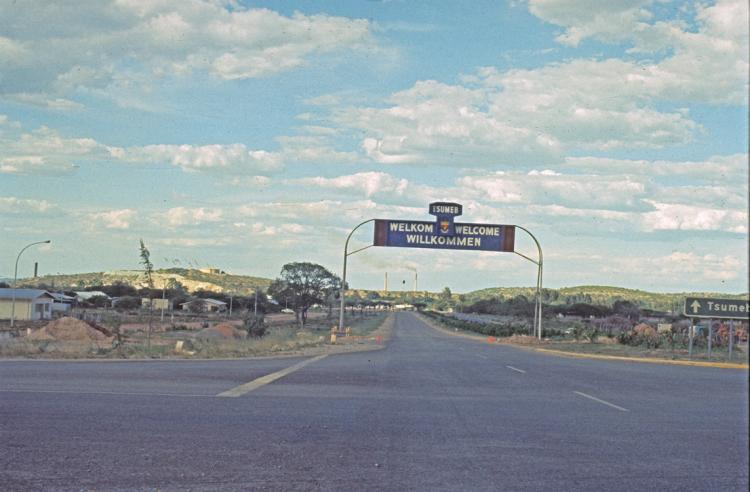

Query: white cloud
left=0, top=126, right=112, bottom=175
left=456, top=171, right=650, bottom=211
left=0, top=197, right=57, bottom=215
left=121, top=143, right=283, bottom=174
left=163, top=207, right=223, bottom=227
left=154, top=237, right=233, bottom=248
left=603, top=251, right=745, bottom=283
left=294, top=172, right=409, bottom=198
left=563, top=154, right=748, bottom=184
left=527, top=0, right=655, bottom=47
left=89, top=209, right=137, bottom=230
left=276, top=135, right=358, bottom=164
left=642, top=202, right=748, bottom=233
left=0, top=2, right=373, bottom=105
left=525, top=0, right=748, bottom=104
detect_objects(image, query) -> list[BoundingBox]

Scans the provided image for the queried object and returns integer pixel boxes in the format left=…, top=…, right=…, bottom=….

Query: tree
left=268, top=262, right=340, bottom=328
left=613, top=300, right=641, bottom=321
left=139, top=239, right=155, bottom=353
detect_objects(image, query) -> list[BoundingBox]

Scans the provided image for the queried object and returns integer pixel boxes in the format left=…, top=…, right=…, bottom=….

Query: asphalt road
left=1, top=312, right=748, bottom=491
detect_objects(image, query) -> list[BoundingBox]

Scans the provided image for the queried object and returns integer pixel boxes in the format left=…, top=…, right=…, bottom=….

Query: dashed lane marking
left=506, top=365, right=526, bottom=374
left=573, top=390, right=629, bottom=412
left=217, top=354, right=328, bottom=397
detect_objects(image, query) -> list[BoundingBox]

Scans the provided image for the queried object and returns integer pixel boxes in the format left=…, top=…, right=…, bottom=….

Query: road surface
left=1, top=312, right=748, bottom=491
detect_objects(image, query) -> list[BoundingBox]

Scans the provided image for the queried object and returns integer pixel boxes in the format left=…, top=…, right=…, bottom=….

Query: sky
left=0, top=0, right=748, bottom=294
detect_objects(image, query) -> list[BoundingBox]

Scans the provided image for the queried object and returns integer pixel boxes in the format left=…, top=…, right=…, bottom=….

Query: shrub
left=584, top=327, right=599, bottom=343
left=244, top=314, right=266, bottom=338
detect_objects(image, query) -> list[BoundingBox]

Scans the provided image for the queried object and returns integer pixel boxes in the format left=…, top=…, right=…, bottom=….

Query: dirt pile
left=28, top=317, right=113, bottom=343
left=197, top=323, right=246, bottom=340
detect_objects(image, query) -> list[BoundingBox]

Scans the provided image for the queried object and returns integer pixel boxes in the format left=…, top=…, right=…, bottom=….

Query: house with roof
left=0, top=288, right=55, bottom=321
left=50, top=292, right=76, bottom=314
left=180, top=298, right=227, bottom=313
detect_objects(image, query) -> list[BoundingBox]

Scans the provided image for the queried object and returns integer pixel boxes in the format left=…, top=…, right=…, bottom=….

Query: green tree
left=268, top=262, right=340, bottom=328
left=139, top=239, right=155, bottom=353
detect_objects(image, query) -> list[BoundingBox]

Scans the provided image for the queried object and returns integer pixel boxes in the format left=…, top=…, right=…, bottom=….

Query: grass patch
left=535, top=339, right=748, bottom=363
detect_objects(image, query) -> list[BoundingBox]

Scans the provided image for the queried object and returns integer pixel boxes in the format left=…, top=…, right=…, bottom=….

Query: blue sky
left=1, top=0, right=748, bottom=294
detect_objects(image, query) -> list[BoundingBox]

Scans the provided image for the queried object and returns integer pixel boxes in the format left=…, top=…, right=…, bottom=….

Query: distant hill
left=15, top=268, right=273, bottom=295
left=463, top=285, right=749, bottom=312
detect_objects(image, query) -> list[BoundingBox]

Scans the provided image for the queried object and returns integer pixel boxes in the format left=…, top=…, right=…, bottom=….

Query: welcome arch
left=338, top=203, right=544, bottom=339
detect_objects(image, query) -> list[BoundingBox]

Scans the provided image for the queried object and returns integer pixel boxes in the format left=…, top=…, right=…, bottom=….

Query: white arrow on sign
left=690, top=300, right=701, bottom=313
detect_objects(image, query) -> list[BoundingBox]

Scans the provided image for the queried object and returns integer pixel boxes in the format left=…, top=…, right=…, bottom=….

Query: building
left=180, top=298, right=227, bottom=313
left=50, top=292, right=75, bottom=314
left=0, top=288, right=55, bottom=321
left=74, top=291, right=111, bottom=303
left=141, top=298, right=172, bottom=310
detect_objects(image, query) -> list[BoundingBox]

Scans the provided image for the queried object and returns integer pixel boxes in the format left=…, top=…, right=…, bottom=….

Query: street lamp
left=11, top=240, right=51, bottom=329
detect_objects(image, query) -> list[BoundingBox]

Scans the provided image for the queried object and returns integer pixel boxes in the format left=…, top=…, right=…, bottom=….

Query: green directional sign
left=684, top=297, right=750, bottom=320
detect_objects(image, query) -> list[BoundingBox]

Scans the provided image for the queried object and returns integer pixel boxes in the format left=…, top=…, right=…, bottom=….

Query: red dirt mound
left=28, top=317, right=113, bottom=342
left=197, top=323, right=246, bottom=340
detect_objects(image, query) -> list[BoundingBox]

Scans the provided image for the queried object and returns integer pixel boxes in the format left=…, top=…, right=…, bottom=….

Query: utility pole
left=254, top=289, right=258, bottom=317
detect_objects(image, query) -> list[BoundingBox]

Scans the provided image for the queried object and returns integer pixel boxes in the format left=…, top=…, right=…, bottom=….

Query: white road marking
left=217, top=354, right=328, bottom=397
left=506, top=365, right=526, bottom=374
left=573, top=391, right=629, bottom=412
left=0, top=388, right=214, bottom=398
left=477, top=354, right=488, bottom=359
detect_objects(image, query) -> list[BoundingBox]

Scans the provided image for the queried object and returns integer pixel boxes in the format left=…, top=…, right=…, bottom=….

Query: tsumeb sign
left=373, top=202, right=515, bottom=252
left=684, top=297, right=750, bottom=320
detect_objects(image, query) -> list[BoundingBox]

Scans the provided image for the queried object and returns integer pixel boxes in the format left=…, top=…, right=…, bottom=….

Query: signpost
left=683, top=297, right=749, bottom=360
left=339, top=202, right=544, bottom=339
left=683, top=297, right=749, bottom=320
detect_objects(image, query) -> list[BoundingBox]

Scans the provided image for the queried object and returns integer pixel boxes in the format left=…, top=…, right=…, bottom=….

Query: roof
left=180, top=298, right=227, bottom=306
left=0, top=288, right=55, bottom=301
left=75, top=291, right=111, bottom=300
left=50, top=292, right=76, bottom=302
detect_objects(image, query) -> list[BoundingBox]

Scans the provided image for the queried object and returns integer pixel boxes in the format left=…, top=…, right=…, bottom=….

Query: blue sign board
left=374, top=219, right=515, bottom=252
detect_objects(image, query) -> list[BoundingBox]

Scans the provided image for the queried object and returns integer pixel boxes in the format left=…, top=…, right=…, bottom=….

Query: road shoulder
left=416, top=312, right=749, bottom=370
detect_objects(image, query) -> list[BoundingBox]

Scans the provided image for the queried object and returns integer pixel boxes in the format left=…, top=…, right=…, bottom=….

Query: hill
left=14, top=268, right=273, bottom=295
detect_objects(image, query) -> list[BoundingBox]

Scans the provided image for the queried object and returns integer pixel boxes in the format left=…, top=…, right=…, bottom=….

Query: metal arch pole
left=513, top=226, right=544, bottom=340
left=339, top=219, right=375, bottom=331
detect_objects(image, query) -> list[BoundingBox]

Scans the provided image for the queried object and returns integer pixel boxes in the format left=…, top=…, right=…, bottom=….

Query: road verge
left=416, top=312, right=749, bottom=370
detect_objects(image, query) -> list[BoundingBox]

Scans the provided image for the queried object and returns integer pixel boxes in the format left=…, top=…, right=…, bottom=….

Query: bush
left=569, top=322, right=586, bottom=341
left=244, top=314, right=266, bottom=338
left=618, top=322, right=663, bottom=348
left=584, top=327, right=599, bottom=343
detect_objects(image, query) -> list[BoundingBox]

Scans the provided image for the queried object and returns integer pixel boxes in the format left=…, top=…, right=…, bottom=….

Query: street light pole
left=11, top=240, right=51, bottom=329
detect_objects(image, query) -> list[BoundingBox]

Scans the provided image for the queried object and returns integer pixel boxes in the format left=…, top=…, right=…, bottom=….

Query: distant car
left=281, top=308, right=294, bottom=314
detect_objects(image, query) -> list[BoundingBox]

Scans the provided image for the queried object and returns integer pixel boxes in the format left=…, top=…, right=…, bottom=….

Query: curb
left=531, top=347, right=749, bottom=369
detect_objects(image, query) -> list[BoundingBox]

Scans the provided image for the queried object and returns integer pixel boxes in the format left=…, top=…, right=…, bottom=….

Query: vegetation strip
left=216, top=354, right=328, bottom=397
left=534, top=348, right=749, bottom=369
